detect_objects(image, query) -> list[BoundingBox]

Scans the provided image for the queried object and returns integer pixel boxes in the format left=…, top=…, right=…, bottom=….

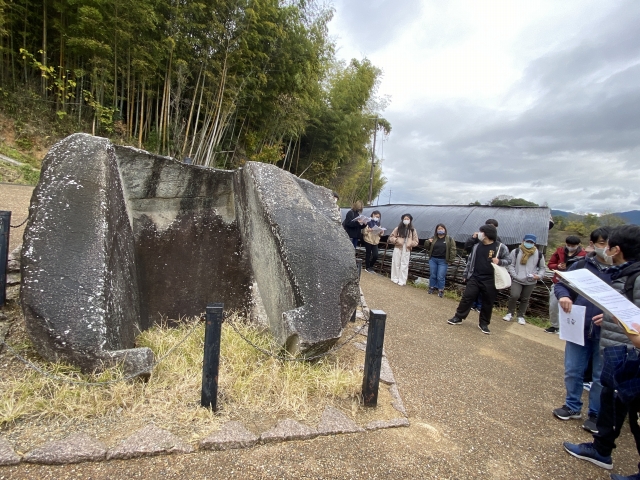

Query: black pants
left=455, top=276, right=497, bottom=327
left=594, top=385, right=640, bottom=469
left=364, top=243, right=379, bottom=269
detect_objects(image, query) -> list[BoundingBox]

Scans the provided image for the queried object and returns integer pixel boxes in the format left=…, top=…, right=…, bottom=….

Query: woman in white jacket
left=503, top=234, right=546, bottom=325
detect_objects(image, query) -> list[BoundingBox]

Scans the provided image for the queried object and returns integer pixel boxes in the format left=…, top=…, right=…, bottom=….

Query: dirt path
left=5, top=272, right=637, bottom=478
left=0, top=183, right=33, bottom=251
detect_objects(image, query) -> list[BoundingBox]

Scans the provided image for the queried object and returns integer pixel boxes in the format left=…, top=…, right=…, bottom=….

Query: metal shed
left=341, top=204, right=552, bottom=247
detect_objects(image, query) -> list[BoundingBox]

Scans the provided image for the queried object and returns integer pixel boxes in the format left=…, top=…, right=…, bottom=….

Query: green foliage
left=489, top=195, right=539, bottom=207
left=0, top=0, right=390, bottom=189
left=20, top=164, right=40, bottom=184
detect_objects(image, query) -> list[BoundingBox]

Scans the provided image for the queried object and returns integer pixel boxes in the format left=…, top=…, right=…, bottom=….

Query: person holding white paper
left=362, top=210, right=383, bottom=273
left=563, top=225, right=640, bottom=475
left=552, top=227, right=612, bottom=434
left=342, top=200, right=366, bottom=248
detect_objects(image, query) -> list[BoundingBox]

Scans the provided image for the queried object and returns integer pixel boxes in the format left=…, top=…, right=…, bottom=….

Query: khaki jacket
left=424, top=235, right=457, bottom=264
left=363, top=226, right=383, bottom=245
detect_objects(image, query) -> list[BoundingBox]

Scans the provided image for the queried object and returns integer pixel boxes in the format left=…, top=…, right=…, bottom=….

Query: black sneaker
left=478, top=324, right=490, bottom=334
left=447, top=316, right=463, bottom=325
left=553, top=405, right=581, bottom=420
left=545, top=326, right=559, bottom=334
left=470, top=307, right=479, bottom=312
left=438, top=290, right=444, bottom=298
left=582, top=414, right=598, bottom=434
left=428, top=287, right=435, bottom=294
left=365, top=268, right=375, bottom=274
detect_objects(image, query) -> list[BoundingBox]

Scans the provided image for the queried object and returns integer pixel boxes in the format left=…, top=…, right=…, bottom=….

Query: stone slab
left=380, top=356, right=396, bottom=385
left=316, top=406, right=364, bottom=435
left=200, top=421, right=258, bottom=450
left=353, top=341, right=366, bottom=352
left=23, top=432, right=106, bottom=464
left=365, top=417, right=410, bottom=431
left=389, top=384, right=407, bottom=416
left=260, top=419, right=318, bottom=443
left=356, top=325, right=368, bottom=337
left=0, top=438, right=20, bottom=466
left=107, top=424, right=193, bottom=460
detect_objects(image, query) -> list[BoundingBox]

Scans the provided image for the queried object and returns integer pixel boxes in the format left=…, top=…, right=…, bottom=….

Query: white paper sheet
left=369, top=225, right=386, bottom=234
left=558, top=304, right=586, bottom=346
left=556, top=269, right=640, bottom=334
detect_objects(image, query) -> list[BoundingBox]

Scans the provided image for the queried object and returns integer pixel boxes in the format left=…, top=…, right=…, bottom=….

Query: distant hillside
left=551, top=209, right=639, bottom=225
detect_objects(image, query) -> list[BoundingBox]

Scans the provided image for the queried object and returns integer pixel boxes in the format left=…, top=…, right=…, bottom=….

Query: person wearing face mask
left=551, top=227, right=612, bottom=434
left=447, top=223, right=511, bottom=334
left=424, top=223, right=457, bottom=297
left=362, top=210, right=383, bottom=273
left=388, top=214, right=419, bottom=286
left=546, top=235, right=587, bottom=333
left=503, top=234, right=546, bottom=325
left=563, top=225, right=640, bottom=477
left=465, top=219, right=501, bottom=312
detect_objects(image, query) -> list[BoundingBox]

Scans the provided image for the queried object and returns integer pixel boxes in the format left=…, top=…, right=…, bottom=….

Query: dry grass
left=0, top=313, right=367, bottom=449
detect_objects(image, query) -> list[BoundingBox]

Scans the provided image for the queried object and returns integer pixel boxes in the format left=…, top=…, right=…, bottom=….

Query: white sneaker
left=517, top=317, right=526, bottom=325
left=502, top=313, right=512, bottom=322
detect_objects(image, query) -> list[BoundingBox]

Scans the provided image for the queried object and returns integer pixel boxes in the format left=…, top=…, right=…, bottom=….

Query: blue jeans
left=564, top=337, right=602, bottom=417
left=429, top=257, right=448, bottom=290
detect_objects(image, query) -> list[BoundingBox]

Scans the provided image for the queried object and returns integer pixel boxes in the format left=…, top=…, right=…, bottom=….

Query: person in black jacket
left=343, top=200, right=365, bottom=248
left=464, top=219, right=500, bottom=312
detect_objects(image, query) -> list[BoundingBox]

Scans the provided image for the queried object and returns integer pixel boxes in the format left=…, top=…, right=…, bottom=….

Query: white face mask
left=372, top=217, right=380, bottom=222
left=604, top=246, right=618, bottom=265
left=403, top=219, right=410, bottom=226
left=477, top=232, right=485, bottom=241
left=595, top=246, right=613, bottom=264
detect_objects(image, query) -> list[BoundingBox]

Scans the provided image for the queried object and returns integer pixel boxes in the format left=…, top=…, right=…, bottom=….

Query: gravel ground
left=0, top=183, right=33, bottom=252
left=4, top=243, right=640, bottom=479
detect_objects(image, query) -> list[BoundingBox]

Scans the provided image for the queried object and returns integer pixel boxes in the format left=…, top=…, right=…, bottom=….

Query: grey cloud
left=371, top=1, right=640, bottom=212
left=332, top=0, right=422, bottom=53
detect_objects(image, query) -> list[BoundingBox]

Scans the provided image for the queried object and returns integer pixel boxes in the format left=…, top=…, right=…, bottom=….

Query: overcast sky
left=327, top=0, right=640, bottom=213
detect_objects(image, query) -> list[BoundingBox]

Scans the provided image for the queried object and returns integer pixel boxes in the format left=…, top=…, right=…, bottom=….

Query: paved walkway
left=5, top=267, right=639, bottom=479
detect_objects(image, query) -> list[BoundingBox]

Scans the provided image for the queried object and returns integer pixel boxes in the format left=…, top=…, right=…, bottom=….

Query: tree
left=489, top=195, right=538, bottom=207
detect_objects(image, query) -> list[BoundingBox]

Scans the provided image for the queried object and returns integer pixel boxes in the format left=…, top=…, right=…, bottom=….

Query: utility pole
left=367, top=117, right=378, bottom=205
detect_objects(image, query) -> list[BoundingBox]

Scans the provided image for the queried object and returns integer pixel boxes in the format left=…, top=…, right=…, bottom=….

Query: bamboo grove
left=0, top=0, right=390, bottom=203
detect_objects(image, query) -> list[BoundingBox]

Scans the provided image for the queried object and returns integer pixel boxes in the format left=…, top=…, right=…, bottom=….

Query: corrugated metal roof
left=341, top=204, right=552, bottom=246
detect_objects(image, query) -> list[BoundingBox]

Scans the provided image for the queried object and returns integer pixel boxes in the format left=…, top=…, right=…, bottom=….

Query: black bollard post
left=201, top=302, right=224, bottom=411
left=0, top=211, right=11, bottom=307
left=356, top=258, right=363, bottom=279
left=362, top=309, right=387, bottom=407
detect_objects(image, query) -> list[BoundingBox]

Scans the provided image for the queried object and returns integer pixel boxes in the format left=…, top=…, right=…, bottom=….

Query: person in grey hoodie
left=503, top=234, right=546, bottom=325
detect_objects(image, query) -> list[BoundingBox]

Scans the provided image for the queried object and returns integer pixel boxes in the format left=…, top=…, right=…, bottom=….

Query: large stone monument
left=20, top=134, right=359, bottom=373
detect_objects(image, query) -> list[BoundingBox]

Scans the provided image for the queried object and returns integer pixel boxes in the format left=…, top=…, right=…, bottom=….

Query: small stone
left=357, top=325, right=368, bottom=337
left=6, top=273, right=20, bottom=286
left=316, top=406, right=364, bottom=435
left=0, top=438, right=20, bottom=466
left=23, top=432, right=106, bottom=464
left=365, top=417, right=410, bottom=431
left=389, top=384, right=407, bottom=416
left=107, top=424, right=193, bottom=460
left=5, top=285, right=19, bottom=302
left=200, top=421, right=258, bottom=450
left=380, top=357, right=396, bottom=385
left=260, top=419, right=317, bottom=443
left=353, top=342, right=366, bottom=352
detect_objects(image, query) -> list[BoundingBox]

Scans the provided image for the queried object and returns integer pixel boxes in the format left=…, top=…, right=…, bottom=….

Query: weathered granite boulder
left=21, top=133, right=359, bottom=372
left=236, top=163, right=359, bottom=354
left=21, top=135, right=152, bottom=374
